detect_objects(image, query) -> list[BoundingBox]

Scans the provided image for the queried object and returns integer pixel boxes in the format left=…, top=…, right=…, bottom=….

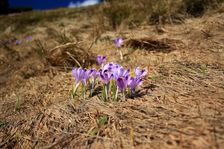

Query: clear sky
left=9, top=0, right=100, bottom=9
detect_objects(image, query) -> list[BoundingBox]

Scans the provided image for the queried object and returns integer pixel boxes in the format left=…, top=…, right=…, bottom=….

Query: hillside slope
left=0, top=1, right=224, bottom=149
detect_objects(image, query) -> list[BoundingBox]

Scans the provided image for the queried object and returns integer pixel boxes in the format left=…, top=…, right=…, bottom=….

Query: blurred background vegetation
left=101, top=0, right=224, bottom=29
left=0, top=0, right=223, bottom=33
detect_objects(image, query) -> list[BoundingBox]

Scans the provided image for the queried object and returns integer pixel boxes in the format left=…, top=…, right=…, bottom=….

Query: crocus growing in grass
left=116, top=77, right=126, bottom=91
left=101, top=62, right=115, bottom=74
left=72, top=68, right=94, bottom=99
left=116, top=77, right=126, bottom=100
left=71, top=68, right=85, bottom=99
left=82, top=69, right=92, bottom=99
left=114, top=37, right=124, bottom=60
left=127, top=77, right=142, bottom=92
left=97, top=55, right=106, bottom=66
left=90, top=68, right=99, bottom=82
left=71, top=54, right=148, bottom=101
left=72, top=68, right=85, bottom=84
left=15, top=39, right=22, bottom=45
left=114, top=37, right=123, bottom=48
left=82, top=69, right=92, bottom=85
left=135, top=67, right=147, bottom=78
left=99, top=69, right=114, bottom=100
left=113, top=65, right=130, bottom=79
left=101, top=63, right=129, bottom=80
left=25, top=36, right=33, bottom=41
left=100, top=69, right=113, bottom=84
left=89, top=68, right=99, bottom=97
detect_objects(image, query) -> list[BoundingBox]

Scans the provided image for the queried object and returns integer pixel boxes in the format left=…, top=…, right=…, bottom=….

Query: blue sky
left=9, top=0, right=101, bottom=9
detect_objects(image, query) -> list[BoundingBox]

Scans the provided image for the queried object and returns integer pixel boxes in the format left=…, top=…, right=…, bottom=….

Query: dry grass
left=0, top=1, right=224, bottom=149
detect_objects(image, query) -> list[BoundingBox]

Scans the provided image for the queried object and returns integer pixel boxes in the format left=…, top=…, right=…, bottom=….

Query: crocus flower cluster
left=71, top=55, right=147, bottom=101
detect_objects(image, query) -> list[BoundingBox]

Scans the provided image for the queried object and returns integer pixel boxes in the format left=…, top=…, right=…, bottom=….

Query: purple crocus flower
left=113, top=66, right=130, bottom=79
left=72, top=68, right=85, bottom=83
left=97, top=55, right=106, bottom=65
left=113, top=66, right=124, bottom=79
left=102, top=62, right=114, bottom=71
left=100, top=69, right=113, bottom=84
left=25, top=36, right=33, bottom=41
left=89, top=68, right=99, bottom=81
left=135, top=67, right=147, bottom=78
left=114, top=37, right=123, bottom=48
left=15, top=39, right=22, bottom=45
left=82, top=69, right=92, bottom=85
left=123, top=69, right=130, bottom=77
left=89, top=68, right=99, bottom=97
left=127, top=77, right=142, bottom=91
left=116, top=77, right=126, bottom=91
left=101, top=62, right=117, bottom=78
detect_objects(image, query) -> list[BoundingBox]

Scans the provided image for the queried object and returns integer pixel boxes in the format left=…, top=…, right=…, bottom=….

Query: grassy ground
left=0, top=1, right=224, bottom=148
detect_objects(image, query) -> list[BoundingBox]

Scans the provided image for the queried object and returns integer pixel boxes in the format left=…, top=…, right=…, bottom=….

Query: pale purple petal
left=82, top=69, right=92, bottom=85
left=100, top=70, right=112, bottom=84
left=72, top=67, right=85, bottom=83
left=135, top=67, right=147, bottom=78
left=127, top=77, right=142, bottom=91
left=116, top=77, right=126, bottom=91
left=89, top=68, right=99, bottom=80
left=114, top=37, right=123, bottom=48
left=97, top=55, right=106, bottom=65
left=15, top=39, right=22, bottom=45
left=25, top=36, right=33, bottom=41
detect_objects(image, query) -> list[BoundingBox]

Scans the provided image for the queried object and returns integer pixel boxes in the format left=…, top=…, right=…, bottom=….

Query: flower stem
left=119, top=50, right=123, bottom=60
left=122, top=90, right=125, bottom=101
left=115, top=86, right=118, bottom=101
left=107, top=82, right=110, bottom=100
left=90, top=80, right=95, bottom=97
left=102, top=84, right=108, bottom=102
left=72, top=82, right=80, bottom=99
left=83, top=84, right=86, bottom=100
left=111, top=80, right=116, bottom=101
left=105, top=84, right=108, bottom=101
left=131, top=89, right=135, bottom=99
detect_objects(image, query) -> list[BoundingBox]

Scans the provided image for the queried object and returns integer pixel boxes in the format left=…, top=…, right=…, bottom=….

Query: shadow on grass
left=128, top=84, right=158, bottom=99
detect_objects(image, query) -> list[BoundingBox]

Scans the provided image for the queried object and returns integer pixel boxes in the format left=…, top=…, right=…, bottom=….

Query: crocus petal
left=26, top=36, right=33, bottom=41
left=135, top=67, right=147, bottom=78
left=114, top=37, right=123, bottom=48
left=82, top=69, right=92, bottom=85
left=72, top=67, right=85, bottom=83
left=15, top=40, right=22, bottom=45
left=123, top=69, right=130, bottom=77
left=100, top=71, right=112, bottom=84
left=90, top=68, right=99, bottom=80
left=128, top=77, right=142, bottom=91
left=97, top=55, right=106, bottom=65
left=116, top=77, right=126, bottom=91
